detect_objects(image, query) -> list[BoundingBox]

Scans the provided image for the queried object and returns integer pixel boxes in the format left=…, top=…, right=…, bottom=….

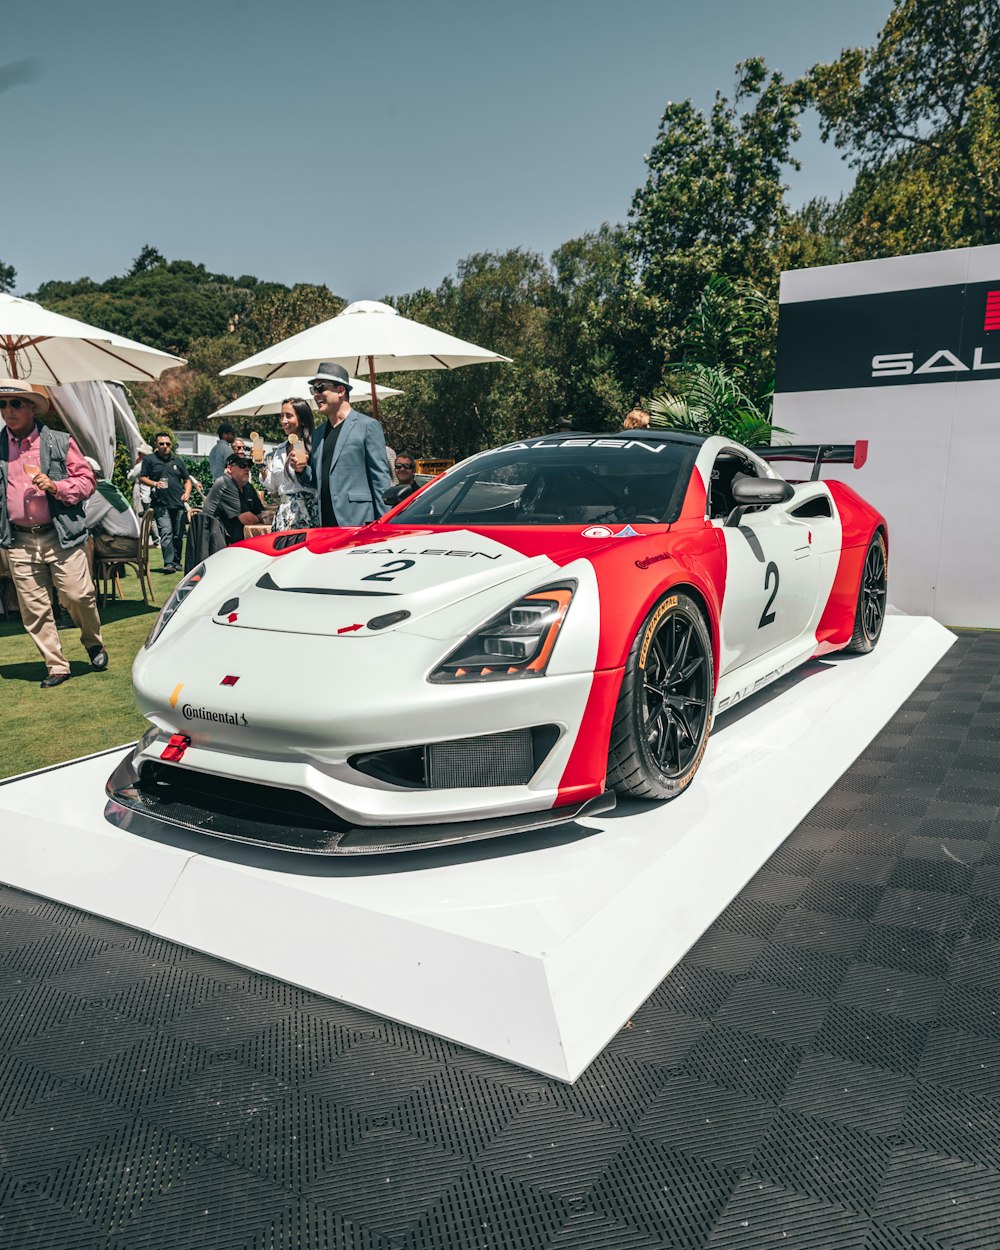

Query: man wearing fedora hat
left=0, top=379, right=108, bottom=687
left=308, top=363, right=391, bottom=527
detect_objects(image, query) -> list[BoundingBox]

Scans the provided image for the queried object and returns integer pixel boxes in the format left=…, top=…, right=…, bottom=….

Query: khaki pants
left=7, top=528, right=103, bottom=676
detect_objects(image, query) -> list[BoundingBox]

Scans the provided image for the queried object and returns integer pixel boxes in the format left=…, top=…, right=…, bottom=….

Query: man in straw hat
left=0, top=378, right=109, bottom=687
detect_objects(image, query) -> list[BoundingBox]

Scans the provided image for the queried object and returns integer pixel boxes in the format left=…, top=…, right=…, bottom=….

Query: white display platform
left=0, top=615, right=953, bottom=1082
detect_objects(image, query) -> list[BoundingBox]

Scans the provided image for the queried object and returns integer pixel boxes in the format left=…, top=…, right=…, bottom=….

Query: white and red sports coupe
left=107, top=432, right=887, bottom=854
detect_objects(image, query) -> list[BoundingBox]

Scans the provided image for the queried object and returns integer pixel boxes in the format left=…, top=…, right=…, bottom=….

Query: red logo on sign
left=986, top=290, right=1000, bottom=332
left=220, top=675, right=240, bottom=686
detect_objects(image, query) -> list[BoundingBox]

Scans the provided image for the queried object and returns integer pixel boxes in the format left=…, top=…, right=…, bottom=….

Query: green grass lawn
left=0, top=569, right=183, bottom=780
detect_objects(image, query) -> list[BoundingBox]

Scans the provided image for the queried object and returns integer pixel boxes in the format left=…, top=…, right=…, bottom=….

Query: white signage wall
left=773, top=243, right=1000, bottom=627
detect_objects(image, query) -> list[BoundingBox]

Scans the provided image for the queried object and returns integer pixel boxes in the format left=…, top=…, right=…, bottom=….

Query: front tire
left=607, top=592, right=714, bottom=800
left=846, top=531, right=887, bottom=654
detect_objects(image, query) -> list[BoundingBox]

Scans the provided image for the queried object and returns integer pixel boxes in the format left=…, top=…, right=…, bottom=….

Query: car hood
left=213, top=528, right=561, bottom=638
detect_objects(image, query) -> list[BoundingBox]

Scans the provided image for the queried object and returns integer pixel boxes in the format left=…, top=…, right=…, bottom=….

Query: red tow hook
left=161, top=733, right=192, bottom=763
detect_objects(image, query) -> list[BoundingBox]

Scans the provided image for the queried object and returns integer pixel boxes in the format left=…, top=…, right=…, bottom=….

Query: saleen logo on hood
left=348, top=547, right=502, bottom=559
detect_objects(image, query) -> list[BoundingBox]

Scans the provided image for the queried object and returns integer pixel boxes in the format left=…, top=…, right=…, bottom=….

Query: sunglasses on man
left=0, top=398, right=30, bottom=410
left=395, top=461, right=414, bottom=470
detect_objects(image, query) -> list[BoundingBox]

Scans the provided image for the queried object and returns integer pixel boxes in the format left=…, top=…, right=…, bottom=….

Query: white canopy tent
left=0, top=289, right=184, bottom=477
left=45, top=381, right=146, bottom=478
left=222, top=299, right=511, bottom=420
left=0, top=291, right=184, bottom=385
left=213, top=374, right=403, bottom=420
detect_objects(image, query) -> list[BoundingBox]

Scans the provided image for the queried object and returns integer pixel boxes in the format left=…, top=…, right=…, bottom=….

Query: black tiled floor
left=1, top=630, right=1000, bottom=1247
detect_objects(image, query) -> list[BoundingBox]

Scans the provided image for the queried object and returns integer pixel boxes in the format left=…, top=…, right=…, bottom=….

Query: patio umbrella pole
left=367, top=355, right=379, bottom=423
left=3, top=338, right=22, bottom=378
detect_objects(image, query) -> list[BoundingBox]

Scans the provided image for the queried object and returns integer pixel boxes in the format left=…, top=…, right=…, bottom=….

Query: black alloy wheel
left=847, top=531, right=888, bottom=654
left=607, top=592, right=714, bottom=800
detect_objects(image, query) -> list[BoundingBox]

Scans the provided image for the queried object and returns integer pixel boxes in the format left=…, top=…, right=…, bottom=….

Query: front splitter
left=105, top=751, right=615, bottom=855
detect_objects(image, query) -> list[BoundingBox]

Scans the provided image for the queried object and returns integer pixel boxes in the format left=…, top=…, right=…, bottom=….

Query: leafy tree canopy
left=30, top=252, right=291, bottom=354
left=649, top=276, right=781, bottom=445
left=0, top=259, right=15, bottom=293
left=630, top=58, right=806, bottom=324
left=805, top=0, right=1000, bottom=249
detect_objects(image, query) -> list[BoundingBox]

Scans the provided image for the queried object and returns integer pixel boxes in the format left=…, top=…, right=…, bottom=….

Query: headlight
left=430, top=582, right=575, bottom=682
left=145, top=563, right=207, bottom=649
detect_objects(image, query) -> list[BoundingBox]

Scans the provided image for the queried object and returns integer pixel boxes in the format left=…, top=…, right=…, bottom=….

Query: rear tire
left=607, top=592, right=714, bottom=800
left=846, top=531, right=887, bottom=654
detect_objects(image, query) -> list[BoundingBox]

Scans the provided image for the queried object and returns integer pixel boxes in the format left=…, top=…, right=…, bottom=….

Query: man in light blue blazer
left=308, top=363, right=392, bottom=527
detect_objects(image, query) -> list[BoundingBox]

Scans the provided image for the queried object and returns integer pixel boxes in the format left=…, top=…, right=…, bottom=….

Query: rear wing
left=751, top=441, right=869, bottom=481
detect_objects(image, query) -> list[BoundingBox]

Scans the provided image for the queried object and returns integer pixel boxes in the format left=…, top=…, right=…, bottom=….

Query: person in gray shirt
left=208, top=421, right=237, bottom=480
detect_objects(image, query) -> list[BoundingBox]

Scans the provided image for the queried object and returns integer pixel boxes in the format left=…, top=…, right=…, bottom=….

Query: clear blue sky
left=5, top=0, right=892, bottom=300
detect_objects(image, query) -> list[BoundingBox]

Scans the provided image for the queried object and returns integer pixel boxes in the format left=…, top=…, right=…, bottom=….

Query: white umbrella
left=214, top=374, right=403, bottom=420
left=0, top=292, right=184, bottom=384
left=221, top=299, right=511, bottom=420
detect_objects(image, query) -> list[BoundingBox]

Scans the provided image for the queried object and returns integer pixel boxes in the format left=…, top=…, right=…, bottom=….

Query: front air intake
left=351, top=725, right=560, bottom=789
left=427, top=729, right=534, bottom=788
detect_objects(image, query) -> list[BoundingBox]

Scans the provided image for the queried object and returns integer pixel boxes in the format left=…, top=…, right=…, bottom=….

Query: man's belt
left=12, top=522, right=55, bottom=533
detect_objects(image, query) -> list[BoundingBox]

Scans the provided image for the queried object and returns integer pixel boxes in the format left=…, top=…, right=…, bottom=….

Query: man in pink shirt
left=0, top=378, right=108, bottom=687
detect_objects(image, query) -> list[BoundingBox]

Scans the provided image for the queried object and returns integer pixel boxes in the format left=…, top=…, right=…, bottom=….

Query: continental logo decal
left=635, top=552, right=672, bottom=570
left=181, top=704, right=248, bottom=726
left=639, top=596, right=679, bottom=668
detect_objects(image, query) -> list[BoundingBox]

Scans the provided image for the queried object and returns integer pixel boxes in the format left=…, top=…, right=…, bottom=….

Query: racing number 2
left=361, top=559, right=416, bottom=582
left=758, top=561, right=779, bottom=628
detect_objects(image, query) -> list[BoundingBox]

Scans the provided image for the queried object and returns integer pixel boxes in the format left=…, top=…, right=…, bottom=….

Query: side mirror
left=725, top=474, right=794, bottom=526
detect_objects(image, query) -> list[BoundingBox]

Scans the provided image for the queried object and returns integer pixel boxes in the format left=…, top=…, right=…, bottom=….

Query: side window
left=790, top=496, right=832, bottom=520
left=708, top=453, right=757, bottom=520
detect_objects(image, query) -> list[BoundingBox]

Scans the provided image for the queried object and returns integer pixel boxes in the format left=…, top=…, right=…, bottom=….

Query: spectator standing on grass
left=139, top=432, right=191, bottom=573
left=262, top=398, right=319, bottom=530
left=0, top=378, right=108, bottom=688
left=208, top=421, right=237, bottom=479
left=309, top=363, right=391, bottom=527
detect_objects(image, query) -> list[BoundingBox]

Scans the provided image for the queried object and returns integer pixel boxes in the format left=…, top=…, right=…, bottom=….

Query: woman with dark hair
left=262, top=397, right=320, bottom=530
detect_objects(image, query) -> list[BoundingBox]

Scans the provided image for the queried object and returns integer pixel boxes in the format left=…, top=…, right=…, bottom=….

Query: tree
left=0, top=259, right=15, bottom=293
left=778, top=198, right=850, bottom=273
left=30, top=258, right=290, bottom=354
left=648, top=276, right=784, bottom=444
left=546, top=226, right=664, bottom=429
left=387, top=250, right=557, bottom=459
left=128, top=244, right=166, bottom=276
left=630, top=58, right=805, bottom=331
left=805, top=0, right=1000, bottom=251
left=237, top=284, right=344, bottom=354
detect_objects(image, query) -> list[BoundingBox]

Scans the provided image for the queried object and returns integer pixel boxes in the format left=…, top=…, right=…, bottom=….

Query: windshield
left=390, top=437, right=698, bottom=527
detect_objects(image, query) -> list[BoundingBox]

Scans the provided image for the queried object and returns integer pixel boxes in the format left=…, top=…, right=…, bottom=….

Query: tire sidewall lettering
left=639, top=595, right=678, bottom=669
